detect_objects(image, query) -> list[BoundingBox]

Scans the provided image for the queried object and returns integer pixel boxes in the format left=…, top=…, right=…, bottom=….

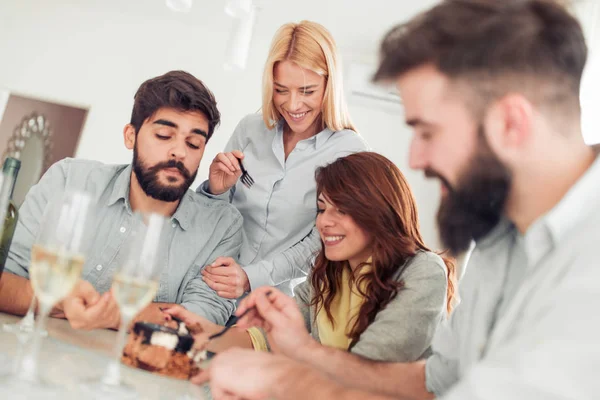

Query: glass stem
left=21, top=297, right=36, bottom=327
left=102, top=315, right=131, bottom=386
left=16, top=302, right=50, bottom=382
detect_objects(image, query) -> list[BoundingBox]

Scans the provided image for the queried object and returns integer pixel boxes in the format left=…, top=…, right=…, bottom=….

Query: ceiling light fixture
left=165, top=0, right=193, bottom=13
left=223, top=0, right=257, bottom=71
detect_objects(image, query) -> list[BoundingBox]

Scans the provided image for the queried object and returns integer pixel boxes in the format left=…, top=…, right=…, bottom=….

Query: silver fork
left=237, top=157, right=254, bottom=189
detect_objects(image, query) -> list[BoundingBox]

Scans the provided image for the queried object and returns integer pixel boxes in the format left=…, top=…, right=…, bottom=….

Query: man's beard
left=430, top=127, right=512, bottom=255
left=132, top=145, right=197, bottom=203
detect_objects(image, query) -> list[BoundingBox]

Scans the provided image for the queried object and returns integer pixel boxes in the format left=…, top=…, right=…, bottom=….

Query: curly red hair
left=310, top=152, right=456, bottom=347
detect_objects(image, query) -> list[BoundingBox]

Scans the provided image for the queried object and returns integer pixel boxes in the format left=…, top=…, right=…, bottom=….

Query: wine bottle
left=0, top=157, right=21, bottom=277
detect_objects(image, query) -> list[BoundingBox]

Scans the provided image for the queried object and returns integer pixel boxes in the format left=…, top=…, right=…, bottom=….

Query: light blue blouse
left=199, top=114, right=369, bottom=295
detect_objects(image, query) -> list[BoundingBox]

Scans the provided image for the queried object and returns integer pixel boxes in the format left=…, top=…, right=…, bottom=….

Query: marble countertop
left=0, top=312, right=211, bottom=400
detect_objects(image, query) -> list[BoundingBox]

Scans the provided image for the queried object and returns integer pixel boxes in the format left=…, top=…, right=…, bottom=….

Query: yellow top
left=248, top=258, right=371, bottom=352
left=246, top=326, right=269, bottom=351
left=316, top=260, right=370, bottom=350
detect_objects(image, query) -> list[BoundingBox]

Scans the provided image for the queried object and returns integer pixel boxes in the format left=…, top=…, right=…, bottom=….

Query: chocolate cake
left=121, top=321, right=208, bottom=380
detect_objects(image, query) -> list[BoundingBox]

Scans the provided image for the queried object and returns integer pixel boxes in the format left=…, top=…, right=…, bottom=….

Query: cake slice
left=122, top=321, right=208, bottom=380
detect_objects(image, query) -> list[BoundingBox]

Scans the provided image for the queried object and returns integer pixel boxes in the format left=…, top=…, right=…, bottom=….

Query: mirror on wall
left=2, top=113, right=53, bottom=207
left=0, top=91, right=89, bottom=208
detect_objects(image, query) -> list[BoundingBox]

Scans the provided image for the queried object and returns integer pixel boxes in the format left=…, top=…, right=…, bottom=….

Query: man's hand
left=61, top=280, right=121, bottom=330
left=208, top=150, right=244, bottom=195
left=195, top=348, right=300, bottom=400
left=202, top=257, right=250, bottom=299
left=236, top=287, right=317, bottom=358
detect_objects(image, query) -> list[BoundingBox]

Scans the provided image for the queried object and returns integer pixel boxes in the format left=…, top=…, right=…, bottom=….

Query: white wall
left=0, top=0, right=446, bottom=250
left=347, top=100, right=441, bottom=249
left=577, top=0, right=600, bottom=145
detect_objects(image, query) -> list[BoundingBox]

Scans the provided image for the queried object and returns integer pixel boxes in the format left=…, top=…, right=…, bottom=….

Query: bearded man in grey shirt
left=199, top=1, right=600, bottom=399
left=0, top=70, right=243, bottom=329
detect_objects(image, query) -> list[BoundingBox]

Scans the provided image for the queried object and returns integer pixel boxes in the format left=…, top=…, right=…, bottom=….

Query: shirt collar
left=545, top=153, right=600, bottom=245
left=107, top=164, right=132, bottom=210
left=518, top=153, right=600, bottom=267
left=106, top=163, right=193, bottom=231
left=276, top=119, right=337, bottom=150
left=171, top=191, right=194, bottom=231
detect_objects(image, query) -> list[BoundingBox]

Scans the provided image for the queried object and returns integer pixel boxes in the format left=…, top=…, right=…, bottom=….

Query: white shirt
left=200, top=114, right=369, bottom=295
left=426, top=153, right=600, bottom=399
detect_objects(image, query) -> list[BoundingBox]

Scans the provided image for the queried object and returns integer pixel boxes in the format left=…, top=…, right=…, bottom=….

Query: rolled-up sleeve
left=425, top=305, right=463, bottom=396
left=5, top=160, right=69, bottom=278
left=180, top=213, right=243, bottom=325
left=244, top=226, right=321, bottom=290
left=196, top=180, right=234, bottom=202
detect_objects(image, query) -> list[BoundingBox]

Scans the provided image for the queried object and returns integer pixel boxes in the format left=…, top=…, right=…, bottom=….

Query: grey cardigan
left=293, top=251, right=448, bottom=362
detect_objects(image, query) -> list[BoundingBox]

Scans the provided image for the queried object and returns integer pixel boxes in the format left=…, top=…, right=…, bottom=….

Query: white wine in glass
left=29, top=244, right=85, bottom=308
left=80, top=211, right=166, bottom=399
left=112, top=274, right=159, bottom=319
left=5, top=189, right=94, bottom=395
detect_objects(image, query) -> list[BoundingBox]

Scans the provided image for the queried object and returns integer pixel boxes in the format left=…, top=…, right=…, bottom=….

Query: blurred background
left=0, top=0, right=597, bottom=250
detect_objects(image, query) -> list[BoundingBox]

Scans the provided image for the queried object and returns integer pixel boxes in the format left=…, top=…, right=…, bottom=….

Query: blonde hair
left=262, top=20, right=357, bottom=132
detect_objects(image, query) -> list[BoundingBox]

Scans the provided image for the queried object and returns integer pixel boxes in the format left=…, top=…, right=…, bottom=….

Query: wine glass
left=80, top=211, right=166, bottom=399
left=1, top=189, right=94, bottom=394
left=1, top=169, right=47, bottom=337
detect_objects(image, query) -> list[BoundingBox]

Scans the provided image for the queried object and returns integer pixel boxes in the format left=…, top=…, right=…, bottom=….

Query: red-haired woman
left=166, top=152, right=455, bottom=362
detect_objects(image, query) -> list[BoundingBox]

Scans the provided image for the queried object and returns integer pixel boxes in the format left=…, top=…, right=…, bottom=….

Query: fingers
left=235, top=290, right=261, bottom=316
left=163, top=305, right=214, bottom=331
left=253, top=290, right=294, bottom=329
left=90, top=292, right=118, bottom=326
left=235, top=287, right=280, bottom=317
left=73, top=280, right=101, bottom=306
left=235, top=308, right=267, bottom=330
left=76, top=292, right=119, bottom=330
left=210, top=257, right=236, bottom=268
left=211, top=159, right=238, bottom=177
left=202, top=273, right=243, bottom=299
left=162, top=306, right=194, bottom=325
left=202, top=274, right=236, bottom=292
left=203, top=266, right=236, bottom=278
left=230, top=150, right=244, bottom=160
left=235, top=288, right=283, bottom=329
left=213, top=152, right=241, bottom=174
left=161, top=304, right=193, bottom=324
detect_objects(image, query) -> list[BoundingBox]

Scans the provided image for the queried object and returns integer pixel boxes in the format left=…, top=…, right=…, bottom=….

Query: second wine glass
left=80, top=211, right=166, bottom=399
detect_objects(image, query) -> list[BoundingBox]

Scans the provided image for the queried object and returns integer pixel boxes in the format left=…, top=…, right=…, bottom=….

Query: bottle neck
left=3, top=166, right=19, bottom=200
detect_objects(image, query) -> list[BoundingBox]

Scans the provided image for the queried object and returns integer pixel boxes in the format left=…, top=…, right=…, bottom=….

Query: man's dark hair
left=374, top=0, right=587, bottom=117
left=130, top=70, right=221, bottom=141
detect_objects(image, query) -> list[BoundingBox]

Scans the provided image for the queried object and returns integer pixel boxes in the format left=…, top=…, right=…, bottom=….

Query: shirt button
left=172, top=223, right=176, bottom=228
left=119, top=226, right=126, bottom=233
left=96, top=265, right=103, bottom=271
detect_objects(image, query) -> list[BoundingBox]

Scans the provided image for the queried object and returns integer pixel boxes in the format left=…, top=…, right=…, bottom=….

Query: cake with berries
left=121, top=321, right=207, bottom=380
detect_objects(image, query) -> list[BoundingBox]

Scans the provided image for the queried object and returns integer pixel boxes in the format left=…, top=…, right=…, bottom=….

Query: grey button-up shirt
left=199, top=114, right=369, bottom=296
left=5, top=158, right=243, bottom=325
left=426, top=154, right=600, bottom=399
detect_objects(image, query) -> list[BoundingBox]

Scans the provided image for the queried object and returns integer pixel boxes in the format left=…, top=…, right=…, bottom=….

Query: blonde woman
left=198, top=21, right=369, bottom=298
